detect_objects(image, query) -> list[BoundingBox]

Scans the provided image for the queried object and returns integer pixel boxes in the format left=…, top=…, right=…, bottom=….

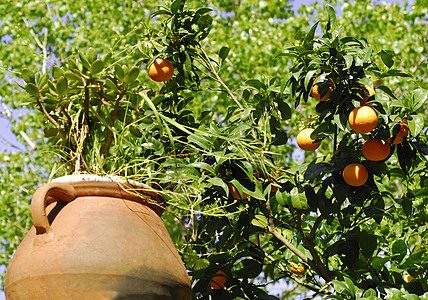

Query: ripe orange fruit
left=211, top=270, right=227, bottom=289
left=296, top=128, right=321, bottom=151
left=360, top=84, right=376, bottom=103
left=392, top=121, right=409, bottom=144
left=311, top=78, right=334, bottom=101
left=402, top=274, right=414, bottom=283
left=362, top=139, right=391, bottom=161
left=228, top=183, right=249, bottom=200
left=290, top=264, right=306, bottom=276
left=348, top=106, right=378, bottom=134
left=343, top=163, right=368, bottom=187
left=148, top=58, right=174, bottom=82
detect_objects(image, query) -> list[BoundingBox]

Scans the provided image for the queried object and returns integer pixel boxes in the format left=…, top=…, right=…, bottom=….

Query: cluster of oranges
left=297, top=78, right=409, bottom=187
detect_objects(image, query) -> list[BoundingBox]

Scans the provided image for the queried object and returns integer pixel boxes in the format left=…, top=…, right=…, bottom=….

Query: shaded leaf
left=25, top=83, right=39, bottom=96
left=381, top=50, right=395, bottom=68
left=21, top=68, right=35, bottom=84
left=125, top=66, right=140, bottom=84
left=391, top=239, right=407, bottom=262
left=44, top=127, right=59, bottom=137
left=129, top=126, right=142, bottom=138
left=52, top=66, right=64, bottom=79
left=114, top=64, right=124, bottom=81
left=171, top=0, right=182, bottom=14
left=304, top=162, right=332, bottom=181
left=359, top=230, right=377, bottom=258
left=219, top=46, right=230, bottom=61
left=56, top=76, right=68, bottom=96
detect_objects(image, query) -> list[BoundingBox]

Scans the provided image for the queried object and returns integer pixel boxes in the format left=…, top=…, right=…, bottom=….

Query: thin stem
left=333, top=124, right=338, bottom=153
left=199, top=48, right=243, bottom=109
left=102, top=91, right=123, bottom=161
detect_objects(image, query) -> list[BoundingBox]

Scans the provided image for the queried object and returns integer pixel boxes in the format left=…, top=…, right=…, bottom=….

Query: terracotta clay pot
left=5, top=180, right=192, bottom=300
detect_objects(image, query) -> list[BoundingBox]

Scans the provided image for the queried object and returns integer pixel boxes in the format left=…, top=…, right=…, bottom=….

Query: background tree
left=1, top=0, right=427, bottom=299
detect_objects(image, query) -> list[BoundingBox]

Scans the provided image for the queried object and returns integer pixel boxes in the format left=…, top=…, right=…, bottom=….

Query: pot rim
left=52, top=174, right=144, bottom=186
left=50, top=174, right=166, bottom=216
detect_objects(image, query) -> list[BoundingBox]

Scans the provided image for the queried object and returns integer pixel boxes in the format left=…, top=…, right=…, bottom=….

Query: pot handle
left=31, top=182, right=77, bottom=235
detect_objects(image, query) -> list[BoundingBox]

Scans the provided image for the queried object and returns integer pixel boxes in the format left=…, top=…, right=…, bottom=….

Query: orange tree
left=96, top=2, right=428, bottom=299
left=148, top=4, right=428, bottom=300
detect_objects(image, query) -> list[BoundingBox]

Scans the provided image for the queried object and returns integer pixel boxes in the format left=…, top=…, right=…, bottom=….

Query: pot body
left=5, top=180, right=191, bottom=300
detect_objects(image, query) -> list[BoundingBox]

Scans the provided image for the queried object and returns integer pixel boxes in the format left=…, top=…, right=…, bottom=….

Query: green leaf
left=326, top=6, right=336, bottom=30
left=188, top=133, right=212, bottom=150
left=114, top=64, right=124, bottom=81
left=21, top=68, right=35, bottom=84
left=25, top=83, right=39, bottom=96
left=86, top=47, right=98, bottom=63
left=343, top=55, right=354, bottom=70
left=90, top=59, right=104, bottom=75
left=208, top=177, right=228, bottom=194
left=304, top=69, right=317, bottom=91
left=52, top=66, right=64, bottom=79
left=103, top=52, right=113, bottom=65
left=344, top=277, right=356, bottom=297
left=290, top=187, right=308, bottom=210
left=275, top=191, right=289, bottom=207
left=391, top=239, right=407, bottom=262
left=125, top=66, right=140, bottom=84
left=105, top=77, right=118, bottom=92
left=411, top=89, right=427, bottom=112
left=303, top=21, right=319, bottom=49
left=359, top=230, right=377, bottom=258
left=38, top=74, right=49, bottom=87
left=334, top=113, right=348, bottom=131
left=78, top=50, right=91, bottom=70
left=363, top=289, right=377, bottom=297
left=64, top=71, right=81, bottom=82
left=233, top=259, right=263, bottom=278
left=129, top=126, right=142, bottom=138
left=43, top=127, right=59, bottom=137
left=251, top=214, right=268, bottom=228
left=408, top=115, right=424, bottom=136
left=246, top=79, right=265, bottom=90
left=277, top=99, right=291, bottom=120
left=197, top=14, right=213, bottom=29
left=56, top=76, right=68, bottom=96
left=170, top=0, right=182, bottom=14
left=219, top=46, right=230, bottom=61
left=381, top=50, right=395, bottom=68
left=193, top=258, right=210, bottom=270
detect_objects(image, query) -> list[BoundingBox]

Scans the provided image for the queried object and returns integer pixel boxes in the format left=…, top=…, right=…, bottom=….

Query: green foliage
left=1, top=0, right=428, bottom=299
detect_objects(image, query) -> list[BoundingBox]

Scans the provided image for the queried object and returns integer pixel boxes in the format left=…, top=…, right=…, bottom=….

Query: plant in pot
left=4, top=2, right=233, bottom=299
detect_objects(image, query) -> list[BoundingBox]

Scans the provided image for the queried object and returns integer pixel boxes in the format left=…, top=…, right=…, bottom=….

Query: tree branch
left=266, top=200, right=333, bottom=282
